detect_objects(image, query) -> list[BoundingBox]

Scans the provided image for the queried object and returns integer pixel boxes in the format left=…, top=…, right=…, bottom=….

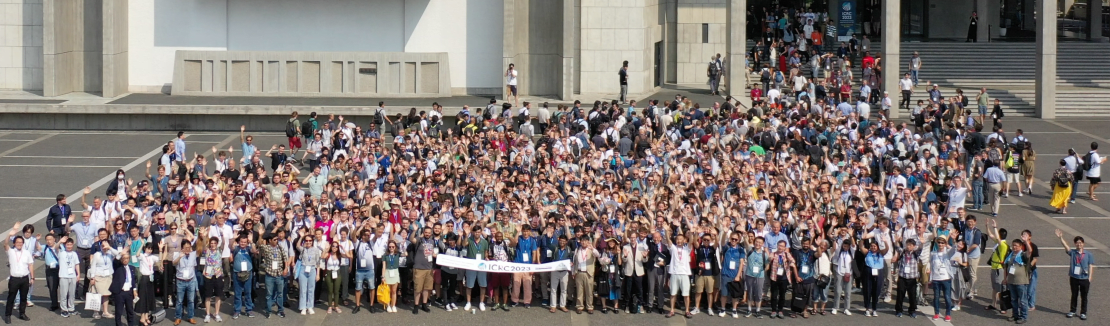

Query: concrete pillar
left=976, top=0, right=990, bottom=42
left=726, top=0, right=747, bottom=97
left=1088, top=0, right=1103, bottom=41
left=560, top=0, right=576, bottom=100
left=1036, top=0, right=1057, bottom=119
left=102, top=0, right=128, bottom=97
left=502, top=0, right=517, bottom=100
left=881, top=0, right=899, bottom=118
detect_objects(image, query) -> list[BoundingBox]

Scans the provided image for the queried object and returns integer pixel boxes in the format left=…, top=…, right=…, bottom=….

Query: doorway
left=654, top=41, right=663, bottom=87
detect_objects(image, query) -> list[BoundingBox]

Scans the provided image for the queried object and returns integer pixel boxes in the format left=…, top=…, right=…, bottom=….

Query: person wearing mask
left=259, top=233, right=290, bottom=318
left=929, top=236, right=956, bottom=322
left=1055, top=229, right=1092, bottom=320
left=1001, top=239, right=1032, bottom=324
left=4, top=223, right=34, bottom=324
left=692, top=234, right=719, bottom=316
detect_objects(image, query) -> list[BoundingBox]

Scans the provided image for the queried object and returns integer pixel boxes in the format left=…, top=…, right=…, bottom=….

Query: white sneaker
left=831, top=309, right=838, bottom=315
left=479, top=302, right=486, bottom=311
left=204, top=315, right=211, bottom=323
left=214, top=315, right=223, bottom=322
left=464, top=303, right=472, bottom=311
left=883, top=297, right=892, bottom=303
left=733, top=311, right=739, bottom=318
left=953, top=306, right=960, bottom=311
left=308, top=308, right=315, bottom=315
left=708, top=308, right=715, bottom=316
left=844, top=309, right=852, bottom=316
left=446, top=304, right=453, bottom=312
left=719, top=310, right=726, bottom=317
left=691, top=308, right=700, bottom=315
left=300, top=310, right=306, bottom=315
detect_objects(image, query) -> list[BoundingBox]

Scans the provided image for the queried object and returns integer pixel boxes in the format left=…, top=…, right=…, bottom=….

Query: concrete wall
left=927, top=0, right=1000, bottom=39
left=43, top=0, right=102, bottom=96
left=504, top=0, right=564, bottom=97
left=675, top=0, right=726, bottom=85
left=129, top=0, right=502, bottom=95
left=579, top=0, right=652, bottom=97
left=101, top=0, right=125, bottom=97
left=0, top=0, right=43, bottom=91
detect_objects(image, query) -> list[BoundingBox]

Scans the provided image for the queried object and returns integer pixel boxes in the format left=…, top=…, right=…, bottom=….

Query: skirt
left=1051, top=184, right=1070, bottom=209
left=384, top=268, right=400, bottom=285
left=137, top=275, right=157, bottom=313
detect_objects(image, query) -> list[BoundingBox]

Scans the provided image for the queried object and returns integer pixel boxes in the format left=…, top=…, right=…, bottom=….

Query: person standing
left=55, top=236, right=79, bottom=317
left=573, top=235, right=599, bottom=314
left=1052, top=159, right=1075, bottom=214
left=90, top=240, right=116, bottom=320
left=230, top=236, right=257, bottom=318
left=909, top=52, right=922, bottom=86
left=1055, top=229, right=1092, bottom=320
left=4, top=223, right=34, bottom=324
left=350, top=230, right=375, bottom=314
left=45, top=194, right=72, bottom=237
left=511, top=226, right=538, bottom=308
left=463, top=226, right=489, bottom=312
left=1002, top=239, right=1032, bottom=324
left=505, top=63, right=519, bottom=108
left=665, top=232, right=693, bottom=318
left=111, top=249, right=138, bottom=326
left=1019, top=230, right=1039, bottom=311
left=986, top=219, right=1010, bottom=313
left=977, top=88, right=990, bottom=126
left=893, top=239, right=922, bottom=318
left=259, top=234, right=289, bottom=318
left=136, top=243, right=159, bottom=326
left=200, top=238, right=225, bottom=322
left=645, top=231, right=670, bottom=314
left=791, top=238, right=816, bottom=318
left=1086, top=142, right=1106, bottom=201
left=548, top=235, right=572, bottom=313
left=900, top=74, right=914, bottom=109
left=620, top=229, right=646, bottom=314
left=967, top=12, right=979, bottom=42
left=830, top=236, right=854, bottom=316
left=410, top=227, right=437, bottom=314
left=708, top=56, right=722, bottom=96
left=618, top=61, right=629, bottom=104
left=861, top=241, right=884, bottom=317
left=929, top=236, right=956, bottom=322
left=168, top=239, right=197, bottom=325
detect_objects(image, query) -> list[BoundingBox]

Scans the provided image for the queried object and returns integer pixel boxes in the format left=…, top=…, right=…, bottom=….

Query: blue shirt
left=43, top=245, right=59, bottom=268
left=865, top=252, right=885, bottom=270
left=721, top=246, right=745, bottom=279
left=745, top=250, right=767, bottom=278
left=174, top=138, right=186, bottom=162
left=515, top=236, right=538, bottom=264
left=984, top=166, right=1005, bottom=183
left=794, top=249, right=816, bottom=280
left=764, top=232, right=788, bottom=250
left=1068, top=249, right=1094, bottom=280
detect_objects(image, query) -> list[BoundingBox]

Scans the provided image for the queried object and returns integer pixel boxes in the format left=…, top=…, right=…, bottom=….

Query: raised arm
left=1055, top=229, right=1071, bottom=251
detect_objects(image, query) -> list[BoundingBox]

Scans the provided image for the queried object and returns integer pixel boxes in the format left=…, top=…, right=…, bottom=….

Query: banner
left=436, top=254, right=572, bottom=273
left=837, top=0, right=857, bottom=42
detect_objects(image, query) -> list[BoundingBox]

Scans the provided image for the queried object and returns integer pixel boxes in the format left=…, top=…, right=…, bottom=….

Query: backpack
left=760, top=70, right=771, bottom=83
left=285, top=120, right=298, bottom=137
left=774, top=71, right=784, bottom=83
left=708, top=62, right=720, bottom=76
left=428, top=123, right=441, bottom=138
left=1003, top=152, right=1015, bottom=169
left=301, top=118, right=315, bottom=136
left=374, top=108, right=384, bottom=125
left=1082, top=152, right=1094, bottom=171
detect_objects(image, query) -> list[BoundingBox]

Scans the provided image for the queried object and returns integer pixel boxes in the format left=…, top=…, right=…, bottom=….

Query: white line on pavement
left=0, top=196, right=57, bottom=200
left=0, top=139, right=30, bottom=142
left=0, top=133, right=54, bottom=158
left=1052, top=216, right=1110, bottom=219
left=4, top=155, right=139, bottom=159
left=1019, top=131, right=1077, bottom=134
left=0, top=164, right=127, bottom=168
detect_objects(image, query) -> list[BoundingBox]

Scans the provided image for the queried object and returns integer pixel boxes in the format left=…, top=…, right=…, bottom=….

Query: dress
left=1021, top=149, right=1036, bottom=176
left=1050, top=167, right=1073, bottom=209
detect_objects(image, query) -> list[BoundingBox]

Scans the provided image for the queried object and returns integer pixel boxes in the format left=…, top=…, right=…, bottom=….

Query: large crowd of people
left=2, top=5, right=1097, bottom=326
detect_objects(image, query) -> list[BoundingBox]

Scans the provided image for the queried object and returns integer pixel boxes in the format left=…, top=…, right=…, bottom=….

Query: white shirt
left=1088, top=151, right=1102, bottom=178
left=7, top=248, right=32, bottom=277
left=900, top=78, right=913, bottom=91
left=506, top=69, right=518, bottom=86
left=90, top=250, right=115, bottom=278
left=668, top=244, right=693, bottom=275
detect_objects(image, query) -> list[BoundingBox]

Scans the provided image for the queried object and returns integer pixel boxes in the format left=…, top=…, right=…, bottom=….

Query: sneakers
left=719, top=309, right=726, bottom=317
left=1081, top=314, right=1088, bottom=320
left=94, top=312, right=102, bottom=320
left=277, top=311, right=286, bottom=318
left=945, top=315, right=952, bottom=322
left=245, top=312, right=254, bottom=318
left=1067, top=312, right=1076, bottom=318
left=844, top=309, right=852, bottom=316
left=60, top=312, right=69, bottom=318
left=204, top=315, right=211, bottom=323
left=883, top=297, right=892, bottom=303
left=308, top=308, right=315, bottom=315
left=691, top=307, right=700, bottom=315
left=446, top=304, right=453, bottom=312
left=732, top=310, right=739, bottom=318
left=232, top=313, right=240, bottom=320
left=300, top=310, right=306, bottom=315
left=479, top=302, right=486, bottom=311
left=214, top=315, right=222, bottom=322
left=831, top=309, right=838, bottom=315
left=464, top=303, right=472, bottom=311
left=707, top=308, right=715, bottom=316
left=933, top=314, right=941, bottom=320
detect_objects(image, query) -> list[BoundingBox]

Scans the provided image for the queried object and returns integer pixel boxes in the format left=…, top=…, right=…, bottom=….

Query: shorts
left=488, top=272, right=511, bottom=288
left=288, top=136, right=302, bottom=149
left=978, top=105, right=988, bottom=116
left=465, top=270, right=488, bottom=288
left=990, top=269, right=1004, bottom=293
left=354, top=270, right=375, bottom=291
left=508, top=85, right=518, bottom=96
left=413, top=269, right=435, bottom=293
left=93, top=275, right=113, bottom=295
left=745, top=275, right=765, bottom=299
left=1006, top=172, right=1021, bottom=183
left=203, top=276, right=225, bottom=298
left=669, top=274, right=691, bottom=297
left=718, top=276, right=738, bottom=296
left=1089, top=177, right=1102, bottom=185
left=694, top=275, right=717, bottom=293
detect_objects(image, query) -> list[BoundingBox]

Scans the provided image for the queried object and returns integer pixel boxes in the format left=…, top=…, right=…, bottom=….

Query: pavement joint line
left=0, top=139, right=31, bottom=142
left=0, top=164, right=131, bottom=168
left=570, top=309, right=590, bottom=326
left=4, top=155, right=140, bottom=159
left=1052, top=216, right=1110, bottom=219
left=0, top=133, right=54, bottom=159
left=1003, top=176, right=1110, bottom=260
left=0, top=196, right=57, bottom=200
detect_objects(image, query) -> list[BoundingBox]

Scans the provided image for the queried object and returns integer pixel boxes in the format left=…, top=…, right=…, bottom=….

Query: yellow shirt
left=989, top=240, right=1009, bottom=270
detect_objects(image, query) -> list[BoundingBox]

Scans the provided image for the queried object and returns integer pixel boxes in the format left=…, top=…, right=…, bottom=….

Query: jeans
left=1028, top=269, right=1037, bottom=308
left=1009, top=283, right=1029, bottom=321
left=931, top=279, right=953, bottom=317
left=176, top=278, right=197, bottom=320
left=1070, top=278, right=1090, bottom=314
left=265, top=275, right=286, bottom=313
left=232, top=275, right=254, bottom=313
left=298, top=269, right=317, bottom=310
left=620, top=85, right=628, bottom=103
left=1071, top=175, right=1081, bottom=200
left=910, top=70, right=919, bottom=86
left=709, top=76, right=720, bottom=94
left=971, top=179, right=985, bottom=210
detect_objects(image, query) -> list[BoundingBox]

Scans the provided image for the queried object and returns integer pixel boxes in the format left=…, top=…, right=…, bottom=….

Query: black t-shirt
left=619, top=69, right=628, bottom=85
left=1029, top=242, right=1039, bottom=271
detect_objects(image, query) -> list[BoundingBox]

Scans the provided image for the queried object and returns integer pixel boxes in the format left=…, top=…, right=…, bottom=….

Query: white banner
left=436, top=255, right=572, bottom=273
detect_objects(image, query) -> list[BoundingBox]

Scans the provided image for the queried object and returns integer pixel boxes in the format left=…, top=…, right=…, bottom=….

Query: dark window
left=702, top=24, right=709, bottom=43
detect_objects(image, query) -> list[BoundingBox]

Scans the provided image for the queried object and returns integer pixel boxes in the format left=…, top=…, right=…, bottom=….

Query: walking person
left=4, top=223, right=34, bottom=324
left=1055, top=229, right=1092, bottom=320
left=1085, top=142, right=1105, bottom=201
left=909, top=51, right=922, bottom=86
left=618, top=61, right=629, bottom=104
left=1021, top=141, right=1036, bottom=194
left=505, top=64, right=519, bottom=107
left=708, top=56, right=722, bottom=96
left=1002, top=239, right=1032, bottom=324
left=900, top=73, right=914, bottom=109
left=984, top=160, right=1006, bottom=217
left=1064, top=148, right=1084, bottom=203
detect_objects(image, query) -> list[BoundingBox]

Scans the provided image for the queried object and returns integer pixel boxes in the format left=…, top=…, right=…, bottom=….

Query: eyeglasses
left=730, top=238, right=740, bottom=241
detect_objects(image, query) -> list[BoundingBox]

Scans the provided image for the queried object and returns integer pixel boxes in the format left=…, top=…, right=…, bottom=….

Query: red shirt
left=862, top=56, right=875, bottom=69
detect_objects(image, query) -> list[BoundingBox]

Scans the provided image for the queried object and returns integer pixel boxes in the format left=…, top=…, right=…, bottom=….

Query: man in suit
left=111, top=249, right=137, bottom=326
left=45, top=194, right=72, bottom=236
left=645, top=231, right=671, bottom=314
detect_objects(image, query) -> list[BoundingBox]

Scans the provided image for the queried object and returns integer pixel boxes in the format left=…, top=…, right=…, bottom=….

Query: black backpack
left=285, top=120, right=298, bottom=137
left=761, top=70, right=771, bottom=83
left=708, top=62, right=720, bottom=76
left=301, top=119, right=315, bottom=136
left=1082, top=152, right=1094, bottom=171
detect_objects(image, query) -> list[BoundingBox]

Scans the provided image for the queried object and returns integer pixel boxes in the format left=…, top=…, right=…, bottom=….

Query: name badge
left=547, top=250, right=553, bottom=258
left=360, top=260, right=367, bottom=268
left=523, top=253, right=530, bottom=262
left=777, top=267, right=784, bottom=276
left=729, top=261, right=737, bottom=270
left=387, top=269, right=399, bottom=278
left=871, top=268, right=879, bottom=276
left=801, top=265, right=810, bottom=274
left=81, top=239, right=90, bottom=247
left=240, top=261, right=248, bottom=271
left=1008, top=265, right=1016, bottom=274
left=752, top=265, right=760, bottom=274
left=271, top=261, right=280, bottom=270
left=182, top=269, right=193, bottom=279
left=332, top=271, right=338, bottom=278
left=703, top=262, right=710, bottom=270
left=608, top=265, right=616, bottom=273
left=903, top=265, right=913, bottom=274
left=1074, top=266, right=1082, bottom=275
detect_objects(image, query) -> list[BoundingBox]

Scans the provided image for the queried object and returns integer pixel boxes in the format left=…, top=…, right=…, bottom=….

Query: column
left=102, top=0, right=128, bottom=97
left=1088, top=1, right=1103, bottom=41
left=976, top=0, right=990, bottom=42
left=881, top=0, right=899, bottom=118
left=1036, top=0, right=1057, bottom=119
left=502, top=0, right=517, bottom=100
left=725, top=0, right=747, bottom=97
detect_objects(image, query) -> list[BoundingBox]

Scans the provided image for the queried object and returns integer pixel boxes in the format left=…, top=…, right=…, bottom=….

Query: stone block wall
left=579, top=0, right=651, bottom=97
left=675, top=0, right=726, bottom=85
left=0, top=0, right=43, bottom=91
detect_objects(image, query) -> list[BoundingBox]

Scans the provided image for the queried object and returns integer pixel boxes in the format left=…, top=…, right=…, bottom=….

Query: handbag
left=294, top=260, right=304, bottom=277
left=597, top=280, right=611, bottom=296
left=727, top=281, right=744, bottom=299
left=790, top=284, right=810, bottom=313
left=999, top=290, right=1013, bottom=311
left=84, top=289, right=102, bottom=311
left=376, top=281, right=391, bottom=305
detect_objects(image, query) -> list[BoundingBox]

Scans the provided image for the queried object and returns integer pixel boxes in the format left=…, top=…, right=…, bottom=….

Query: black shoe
left=421, top=304, right=430, bottom=313
left=2, top=315, right=9, bottom=324
left=15, top=315, right=27, bottom=322
left=277, top=311, right=286, bottom=318
left=412, top=306, right=419, bottom=315
left=352, top=306, right=360, bottom=314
